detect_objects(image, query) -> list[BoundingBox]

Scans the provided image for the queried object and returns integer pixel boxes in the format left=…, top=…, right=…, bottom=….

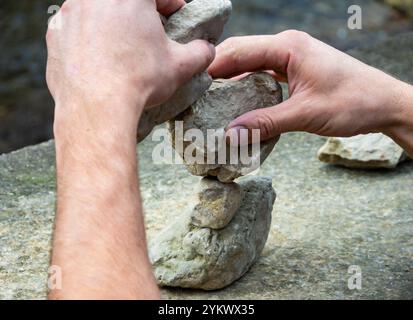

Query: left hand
left=47, top=0, right=215, bottom=138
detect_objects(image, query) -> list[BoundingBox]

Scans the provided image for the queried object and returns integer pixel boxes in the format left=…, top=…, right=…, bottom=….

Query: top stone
left=166, top=0, right=233, bottom=44
left=137, top=0, right=233, bottom=141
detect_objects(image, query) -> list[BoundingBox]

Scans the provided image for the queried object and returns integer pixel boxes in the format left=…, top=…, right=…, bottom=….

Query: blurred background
left=0, top=0, right=412, bottom=154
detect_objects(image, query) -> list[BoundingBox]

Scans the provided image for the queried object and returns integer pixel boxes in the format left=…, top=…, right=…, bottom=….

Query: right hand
left=208, top=30, right=411, bottom=142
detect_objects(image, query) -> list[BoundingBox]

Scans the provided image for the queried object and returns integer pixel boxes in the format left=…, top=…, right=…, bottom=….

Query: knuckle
left=256, top=112, right=278, bottom=139
left=279, top=29, right=312, bottom=49
left=220, top=37, right=243, bottom=67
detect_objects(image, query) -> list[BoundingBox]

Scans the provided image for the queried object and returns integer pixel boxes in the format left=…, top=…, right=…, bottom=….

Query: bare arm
left=208, top=31, right=413, bottom=156
left=47, top=0, right=214, bottom=300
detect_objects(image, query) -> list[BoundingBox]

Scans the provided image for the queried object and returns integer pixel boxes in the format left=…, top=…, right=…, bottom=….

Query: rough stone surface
left=318, top=133, right=409, bottom=169
left=169, top=72, right=283, bottom=182
left=1, top=133, right=413, bottom=299
left=191, top=177, right=242, bottom=229
left=149, top=177, right=275, bottom=290
left=166, top=0, right=232, bottom=45
left=137, top=0, right=232, bottom=141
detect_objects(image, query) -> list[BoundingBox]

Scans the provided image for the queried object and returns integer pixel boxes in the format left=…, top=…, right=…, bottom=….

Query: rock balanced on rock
left=150, top=177, right=276, bottom=290
left=148, top=0, right=282, bottom=290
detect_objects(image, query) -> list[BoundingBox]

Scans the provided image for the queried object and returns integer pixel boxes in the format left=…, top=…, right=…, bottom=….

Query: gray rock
left=2, top=133, right=413, bottom=299
left=137, top=0, right=232, bottom=141
left=149, top=176, right=276, bottom=290
left=318, top=133, right=409, bottom=169
left=169, top=72, right=283, bottom=182
left=166, top=0, right=233, bottom=45
left=191, top=177, right=243, bottom=229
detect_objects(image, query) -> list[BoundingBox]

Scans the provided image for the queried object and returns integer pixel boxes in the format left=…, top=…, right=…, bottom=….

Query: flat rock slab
left=318, top=133, right=408, bottom=169
left=1, top=132, right=413, bottom=299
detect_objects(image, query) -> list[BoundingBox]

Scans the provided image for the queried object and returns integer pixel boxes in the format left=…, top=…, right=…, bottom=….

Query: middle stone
left=191, top=177, right=243, bottom=229
left=168, top=72, right=283, bottom=182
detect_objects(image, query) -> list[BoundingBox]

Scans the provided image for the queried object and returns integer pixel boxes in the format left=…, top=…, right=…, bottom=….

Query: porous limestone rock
left=190, top=177, right=243, bottom=229
left=169, top=72, right=283, bottom=182
left=137, top=0, right=233, bottom=141
left=149, top=176, right=276, bottom=290
left=318, top=133, right=409, bottom=169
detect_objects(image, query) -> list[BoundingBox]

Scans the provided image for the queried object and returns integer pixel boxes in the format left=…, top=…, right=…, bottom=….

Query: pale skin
left=47, top=0, right=413, bottom=299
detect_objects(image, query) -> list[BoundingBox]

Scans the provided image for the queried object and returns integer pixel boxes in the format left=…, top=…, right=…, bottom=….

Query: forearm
left=385, top=81, right=413, bottom=157
left=49, top=99, right=160, bottom=300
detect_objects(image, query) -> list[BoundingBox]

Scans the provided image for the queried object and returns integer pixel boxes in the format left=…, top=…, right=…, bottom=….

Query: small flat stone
left=169, top=72, right=283, bottom=182
left=191, top=177, right=243, bottom=229
left=150, top=176, right=276, bottom=291
left=318, top=133, right=409, bottom=169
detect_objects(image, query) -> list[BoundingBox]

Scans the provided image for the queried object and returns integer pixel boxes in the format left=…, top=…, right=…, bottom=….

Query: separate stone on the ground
left=318, top=133, right=409, bottom=169
left=190, top=177, right=243, bottom=229
left=169, top=72, right=283, bottom=182
left=137, top=0, right=232, bottom=141
left=150, top=176, right=276, bottom=290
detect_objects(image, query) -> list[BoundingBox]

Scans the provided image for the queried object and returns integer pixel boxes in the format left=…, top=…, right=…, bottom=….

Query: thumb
left=225, top=97, right=307, bottom=144
left=172, top=39, right=216, bottom=86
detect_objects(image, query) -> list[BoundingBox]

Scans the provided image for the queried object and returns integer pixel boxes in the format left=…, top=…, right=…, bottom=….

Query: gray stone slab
left=1, top=132, right=412, bottom=299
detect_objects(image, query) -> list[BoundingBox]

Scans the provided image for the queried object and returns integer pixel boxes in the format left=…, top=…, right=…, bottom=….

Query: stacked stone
left=150, top=177, right=276, bottom=290
left=147, top=0, right=282, bottom=290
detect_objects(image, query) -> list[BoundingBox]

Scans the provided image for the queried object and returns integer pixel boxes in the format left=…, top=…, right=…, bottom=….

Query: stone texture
left=1, top=133, right=413, bottom=299
left=169, top=72, right=283, bottom=182
left=149, top=177, right=275, bottom=290
left=191, top=177, right=242, bottom=229
left=318, top=134, right=409, bottom=169
left=137, top=0, right=232, bottom=141
left=166, top=0, right=232, bottom=45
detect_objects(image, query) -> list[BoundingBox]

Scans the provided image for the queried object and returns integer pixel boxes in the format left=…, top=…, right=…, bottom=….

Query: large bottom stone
left=149, top=176, right=276, bottom=290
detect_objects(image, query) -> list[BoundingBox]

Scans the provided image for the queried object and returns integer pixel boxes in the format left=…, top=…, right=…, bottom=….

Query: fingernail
left=225, top=126, right=248, bottom=147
